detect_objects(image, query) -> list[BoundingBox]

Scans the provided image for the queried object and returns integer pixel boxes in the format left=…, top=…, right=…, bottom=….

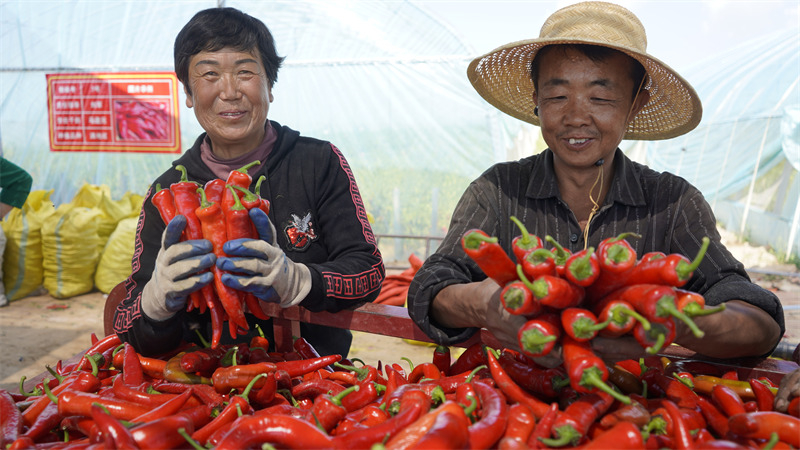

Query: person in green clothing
left=1, top=144, right=34, bottom=307
left=0, top=157, right=33, bottom=219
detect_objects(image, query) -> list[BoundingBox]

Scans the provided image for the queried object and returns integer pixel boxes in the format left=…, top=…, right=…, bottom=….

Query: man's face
left=185, top=47, right=273, bottom=157
left=533, top=47, right=647, bottom=171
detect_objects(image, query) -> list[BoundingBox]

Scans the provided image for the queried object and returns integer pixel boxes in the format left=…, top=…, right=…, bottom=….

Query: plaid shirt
left=408, top=148, right=785, bottom=346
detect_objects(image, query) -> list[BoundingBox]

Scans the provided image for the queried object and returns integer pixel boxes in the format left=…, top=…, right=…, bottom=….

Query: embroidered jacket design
left=284, top=211, right=318, bottom=251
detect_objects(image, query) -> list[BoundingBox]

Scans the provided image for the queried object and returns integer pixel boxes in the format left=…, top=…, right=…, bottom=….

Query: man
left=408, top=1, right=783, bottom=362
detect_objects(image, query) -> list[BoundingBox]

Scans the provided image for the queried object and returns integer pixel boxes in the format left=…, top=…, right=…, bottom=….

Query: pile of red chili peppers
left=151, top=161, right=271, bottom=348
left=2, top=330, right=798, bottom=449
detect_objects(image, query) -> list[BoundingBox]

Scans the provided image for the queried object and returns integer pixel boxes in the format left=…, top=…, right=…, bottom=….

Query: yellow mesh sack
left=41, top=203, right=101, bottom=299
left=94, top=217, right=137, bottom=294
left=1, top=190, right=55, bottom=301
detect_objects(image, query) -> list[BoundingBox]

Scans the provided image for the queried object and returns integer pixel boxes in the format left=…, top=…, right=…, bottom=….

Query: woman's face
left=185, top=47, right=273, bottom=157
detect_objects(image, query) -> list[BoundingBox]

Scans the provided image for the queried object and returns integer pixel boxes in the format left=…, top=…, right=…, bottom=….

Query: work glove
left=218, top=208, right=312, bottom=308
left=141, top=215, right=215, bottom=321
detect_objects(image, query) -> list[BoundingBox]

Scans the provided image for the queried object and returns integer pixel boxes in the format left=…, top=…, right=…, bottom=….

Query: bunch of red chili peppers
left=461, top=218, right=726, bottom=403
left=2, top=329, right=799, bottom=449
left=151, top=161, right=271, bottom=348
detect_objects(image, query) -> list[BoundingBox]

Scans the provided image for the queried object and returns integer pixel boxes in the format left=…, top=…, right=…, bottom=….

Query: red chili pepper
left=787, top=397, right=800, bottom=417
left=468, top=381, right=509, bottom=450
left=520, top=248, right=557, bottom=280
left=151, top=183, right=177, bottom=225
left=544, top=235, right=572, bottom=277
left=179, top=346, right=227, bottom=376
left=606, top=283, right=705, bottom=338
left=203, top=177, right=226, bottom=205
left=497, top=349, right=567, bottom=399
left=509, top=216, right=544, bottom=263
left=225, top=160, right=260, bottom=190
left=431, top=345, right=451, bottom=374
left=540, top=392, right=615, bottom=447
left=517, top=313, right=561, bottom=358
left=749, top=378, right=775, bottom=412
left=594, top=298, right=651, bottom=338
left=311, top=384, right=360, bottom=432
left=561, top=335, right=631, bottom=404
left=0, top=390, right=22, bottom=448
left=599, top=400, right=651, bottom=429
left=528, top=402, right=559, bottom=449
left=561, top=307, right=610, bottom=341
left=170, top=164, right=203, bottom=241
left=629, top=237, right=710, bottom=287
left=276, top=353, right=342, bottom=378
left=407, top=362, right=442, bottom=383
left=120, top=343, right=144, bottom=387
left=486, top=348, right=550, bottom=419
left=692, top=375, right=769, bottom=400
left=695, top=395, right=730, bottom=437
left=195, top=186, right=249, bottom=335
left=447, top=342, right=486, bottom=376
left=341, top=381, right=384, bottom=413
left=564, top=246, right=600, bottom=287
left=192, top=374, right=262, bottom=445
left=210, top=361, right=277, bottom=393
left=214, top=412, right=335, bottom=449
left=517, top=271, right=584, bottom=309
left=501, top=280, right=541, bottom=317
left=712, top=383, right=747, bottom=417
left=461, top=229, right=519, bottom=285
left=91, top=402, right=139, bottom=449
left=728, top=411, right=800, bottom=447
left=633, top=313, right=677, bottom=355
left=129, top=387, right=195, bottom=423
left=74, top=334, right=121, bottom=373
left=501, top=403, right=535, bottom=445
left=129, top=413, right=196, bottom=449
left=332, top=388, right=431, bottom=449
left=640, top=369, right=699, bottom=409
left=223, top=185, right=269, bottom=322
left=385, top=399, right=471, bottom=450
left=674, top=288, right=727, bottom=318
left=579, top=421, right=645, bottom=449
left=597, top=232, right=639, bottom=273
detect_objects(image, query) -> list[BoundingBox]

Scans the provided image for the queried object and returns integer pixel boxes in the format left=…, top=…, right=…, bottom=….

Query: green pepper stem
left=42, top=378, right=57, bottom=404
left=683, top=302, right=726, bottom=317
left=544, top=235, right=570, bottom=266
left=239, top=373, right=267, bottom=402
left=465, top=365, right=487, bottom=383
left=614, top=305, right=651, bottom=331
left=234, top=160, right=261, bottom=174
left=660, top=298, right=705, bottom=338
left=401, top=356, right=415, bottom=371
left=538, top=425, right=582, bottom=447
left=761, top=432, right=780, bottom=450
left=178, top=427, right=206, bottom=450
left=509, top=216, right=535, bottom=248
left=676, top=236, right=710, bottom=280
left=645, top=332, right=667, bottom=355
left=194, top=328, right=210, bottom=348
left=463, top=231, right=499, bottom=250
left=19, top=376, right=42, bottom=397
left=581, top=367, right=631, bottom=404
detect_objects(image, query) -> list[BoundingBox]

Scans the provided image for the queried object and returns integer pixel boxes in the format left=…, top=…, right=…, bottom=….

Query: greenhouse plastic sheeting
left=644, top=28, right=800, bottom=259
left=0, top=0, right=514, bottom=245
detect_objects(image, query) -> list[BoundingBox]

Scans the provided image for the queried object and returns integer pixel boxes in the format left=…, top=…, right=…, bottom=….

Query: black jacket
left=114, top=121, right=384, bottom=357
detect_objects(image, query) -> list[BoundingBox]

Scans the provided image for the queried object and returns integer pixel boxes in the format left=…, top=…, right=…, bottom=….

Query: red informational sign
left=46, top=72, right=181, bottom=153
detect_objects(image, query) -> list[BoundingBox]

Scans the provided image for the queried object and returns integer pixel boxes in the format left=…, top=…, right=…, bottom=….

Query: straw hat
left=467, top=1, right=702, bottom=140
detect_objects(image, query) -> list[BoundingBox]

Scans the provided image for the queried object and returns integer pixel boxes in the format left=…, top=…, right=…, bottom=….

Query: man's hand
left=774, top=368, right=800, bottom=413
left=218, top=208, right=312, bottom=308
left=141, top=215, right=215, bottom=321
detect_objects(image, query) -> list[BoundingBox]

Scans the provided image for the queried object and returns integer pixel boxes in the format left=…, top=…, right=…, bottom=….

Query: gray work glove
left=218, top=208, right=312, bottom=308
left=141, top=215, right=215, bottom=321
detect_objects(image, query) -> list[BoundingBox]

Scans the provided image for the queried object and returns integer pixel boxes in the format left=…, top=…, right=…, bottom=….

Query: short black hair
left=174, top=7, right=285, bottom=95
left=530, top=44, right=647, bottom=100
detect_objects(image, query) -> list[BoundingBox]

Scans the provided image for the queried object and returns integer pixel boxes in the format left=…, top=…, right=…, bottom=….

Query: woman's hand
left=141, top=215, right=215, bottom=320
left=217, top=208, right=312, bottom=308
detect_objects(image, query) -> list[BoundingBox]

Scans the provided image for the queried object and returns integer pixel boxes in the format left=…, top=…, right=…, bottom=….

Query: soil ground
left=1, top=228, right=799, bottom=392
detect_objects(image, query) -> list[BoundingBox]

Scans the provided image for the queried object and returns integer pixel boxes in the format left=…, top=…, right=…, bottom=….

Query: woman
left=114, top=7, right=384, bottom=357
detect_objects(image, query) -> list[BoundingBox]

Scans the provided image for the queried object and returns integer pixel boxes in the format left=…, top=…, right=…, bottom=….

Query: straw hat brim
left=467, top=37, right=703, bottom=141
